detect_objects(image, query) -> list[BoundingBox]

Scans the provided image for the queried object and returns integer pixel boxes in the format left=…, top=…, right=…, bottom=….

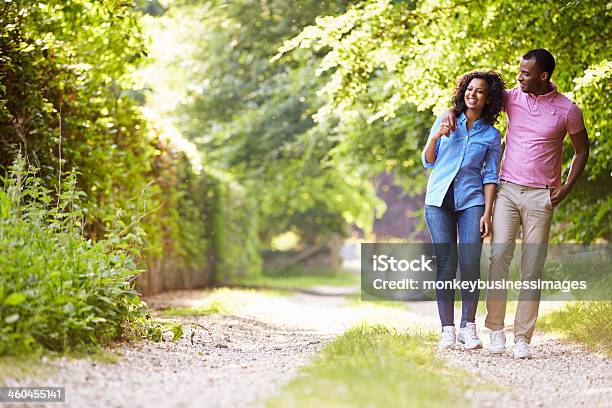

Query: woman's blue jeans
left=425, top=184, right=483, bottom=328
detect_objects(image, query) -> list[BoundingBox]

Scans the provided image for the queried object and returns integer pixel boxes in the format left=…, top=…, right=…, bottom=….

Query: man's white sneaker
left=513, top=339, right=533, bottom=359
left=438, top=326, right=456, bottom=350
left=457, top=322, right=483, bottom=349
left=489, top=329, right=506, bottom=354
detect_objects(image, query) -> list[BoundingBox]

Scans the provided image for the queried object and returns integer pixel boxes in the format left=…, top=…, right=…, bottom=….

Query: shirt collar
left=458, top=111, right=485, bottom=129
left=528, top=82, right=558, bottom=101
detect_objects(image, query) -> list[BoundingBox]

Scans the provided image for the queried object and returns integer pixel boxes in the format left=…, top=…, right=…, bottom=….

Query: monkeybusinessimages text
left=369, top=255, right=587, bottom=293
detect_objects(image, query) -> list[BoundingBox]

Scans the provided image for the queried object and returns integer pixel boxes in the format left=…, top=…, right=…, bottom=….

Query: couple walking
left=421, top=49, right=589, bottom=358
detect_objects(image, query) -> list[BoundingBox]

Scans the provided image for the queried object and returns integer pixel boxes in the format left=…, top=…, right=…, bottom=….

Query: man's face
left=517, top=58, right=545, bottom=94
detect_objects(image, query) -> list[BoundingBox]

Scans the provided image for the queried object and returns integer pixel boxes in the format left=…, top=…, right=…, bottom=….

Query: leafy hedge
left=0, top=154, right=262, bottom=355
left=0, top=0, right=262, bottom=354
left=200, top=173, right=262, bottom=285
left=0, top=0, right=261, bottom=290
left=139, top=146, right=262, bottom=293
left=0, top=162, right=147, bottom=354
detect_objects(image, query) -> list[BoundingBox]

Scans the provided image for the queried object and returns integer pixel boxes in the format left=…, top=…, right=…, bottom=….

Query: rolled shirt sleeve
left=482, top=130, right=501, bottom=184
left=567, top=103, right=586, bottom=134
left=422, top=115, right=444, bottom=169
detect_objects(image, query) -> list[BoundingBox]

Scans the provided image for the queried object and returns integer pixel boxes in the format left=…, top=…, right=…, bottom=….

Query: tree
left=276, top=0, right=612, bottom=242
left=144, top=0, right=388, bottom=244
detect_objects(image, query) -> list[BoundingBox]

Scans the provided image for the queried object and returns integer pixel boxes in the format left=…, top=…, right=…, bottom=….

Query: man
left=444, top=48, right=589, bottom=358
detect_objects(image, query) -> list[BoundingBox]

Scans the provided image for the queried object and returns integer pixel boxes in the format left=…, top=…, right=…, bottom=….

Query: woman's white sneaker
left=513, top=339, right=533, bottom=359
left=439, top=326, right=456, bottom=350
left=457, top=322, right=483, bottom=349
left=489, top=329, right=506, bottom=354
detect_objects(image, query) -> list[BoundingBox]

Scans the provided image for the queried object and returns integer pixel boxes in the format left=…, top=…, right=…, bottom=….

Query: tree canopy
left=272, top=0, right=612, bottom=242
left=143, top=0, right=611, bottom=243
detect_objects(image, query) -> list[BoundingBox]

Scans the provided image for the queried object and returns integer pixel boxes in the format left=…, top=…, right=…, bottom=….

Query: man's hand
left=550, top=184, right=571, bottom=207
left=480, top=213, right=492, bottom=238
left=551, top=128, right=589, bottom=208
left=442, top=108, right=457, bottom=131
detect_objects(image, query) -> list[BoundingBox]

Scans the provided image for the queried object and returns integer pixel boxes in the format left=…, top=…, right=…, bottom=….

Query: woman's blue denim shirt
left=421, top=112, right=501, bottom=210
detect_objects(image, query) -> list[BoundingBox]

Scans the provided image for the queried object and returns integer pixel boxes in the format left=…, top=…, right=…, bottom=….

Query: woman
left=421, top=71, right=504, bottom=350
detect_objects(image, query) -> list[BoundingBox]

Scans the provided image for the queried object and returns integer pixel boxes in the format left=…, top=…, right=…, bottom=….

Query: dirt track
left=3, top=288, right=610, bottom=407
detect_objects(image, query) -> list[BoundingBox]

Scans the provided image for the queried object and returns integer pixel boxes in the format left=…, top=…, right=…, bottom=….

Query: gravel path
left=444, top=334, right=611, bottom=408
left=3, top=288, right=610, bottom=408
left=408, top=301, right=612, bottom=408
left=3, top=312, right=328, bottom=408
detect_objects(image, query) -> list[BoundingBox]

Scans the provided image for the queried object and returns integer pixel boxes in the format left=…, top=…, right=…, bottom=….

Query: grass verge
left=345, top=293, right=410, bottom=311
left=266, top=324, right=469, bottom=408
left=159, top=288, right=283, bottom=317
left=238, top=271, right=359, bottom=290
left=539, top=301, right=612, bottom=356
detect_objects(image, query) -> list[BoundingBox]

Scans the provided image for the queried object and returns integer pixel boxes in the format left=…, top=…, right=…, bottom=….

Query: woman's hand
left=480, top=212, right=492, bottom=238
left=442, top=109, right=457, bottom=132
left=424, top=120, right=452, bottom=165
left=435, top=120, right=452, bottom=139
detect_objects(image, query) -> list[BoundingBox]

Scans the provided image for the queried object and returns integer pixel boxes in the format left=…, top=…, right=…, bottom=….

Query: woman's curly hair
left=452, top=71, right=505, bottom=125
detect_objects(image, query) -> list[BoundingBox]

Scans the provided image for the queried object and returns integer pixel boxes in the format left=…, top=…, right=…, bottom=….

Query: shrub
left=0, top=160, right=149, bottom=354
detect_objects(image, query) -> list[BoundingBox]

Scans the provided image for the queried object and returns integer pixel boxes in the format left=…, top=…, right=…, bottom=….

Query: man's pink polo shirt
left=499, top=84, right=585, bottom=188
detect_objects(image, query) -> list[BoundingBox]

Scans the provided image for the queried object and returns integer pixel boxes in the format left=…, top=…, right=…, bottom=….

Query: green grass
left=159, top=288, right=284, bottom=317
left=238, top=271, right=359, bottom=290
left=159, top=305, right=225, bottom=318
left=539, top=301, right=612, bottom=356
left=266, top=325, right=470, bottom=408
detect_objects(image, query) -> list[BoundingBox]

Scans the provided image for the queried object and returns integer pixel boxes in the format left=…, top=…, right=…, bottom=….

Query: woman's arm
left=422, top=121, right=450, bottom=166
left=480, top=183, right=496, bottom=238
left=483, top=183, right=496, bottom=216
left=480, top=132, right=502, bottom=238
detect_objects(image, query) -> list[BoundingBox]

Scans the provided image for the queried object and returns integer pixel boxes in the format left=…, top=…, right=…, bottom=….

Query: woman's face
left=464, top=78, right=490, bottom=112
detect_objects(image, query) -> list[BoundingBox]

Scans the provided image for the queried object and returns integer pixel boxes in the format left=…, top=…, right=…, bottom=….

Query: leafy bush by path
left=0, top=162, right=153, bottom=354
left=539, top=301, right=612, bottom=356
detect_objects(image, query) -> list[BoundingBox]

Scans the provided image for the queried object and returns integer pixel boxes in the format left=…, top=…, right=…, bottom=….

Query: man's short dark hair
left=523, top=48, right=555, bottom=80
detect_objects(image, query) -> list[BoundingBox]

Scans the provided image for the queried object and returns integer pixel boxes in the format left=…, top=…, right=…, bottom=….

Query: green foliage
left=0, top=0, right=152, bottom=230
left=278, top=0, right=612, bottom=242
left=127, top=317, right=185, bottom=343
left=199, top=171, right=262, bottom=284
left=556, top=60, right=612, bottom=242
left=1, top=0, right=263, bottom=296
left=540, top=301, right=612, bottom=356
left=143, top=0, right=385, bottom=242
left=0, top=161, right=148, bottom=354
left=1, top=0, right=164, bottom=260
